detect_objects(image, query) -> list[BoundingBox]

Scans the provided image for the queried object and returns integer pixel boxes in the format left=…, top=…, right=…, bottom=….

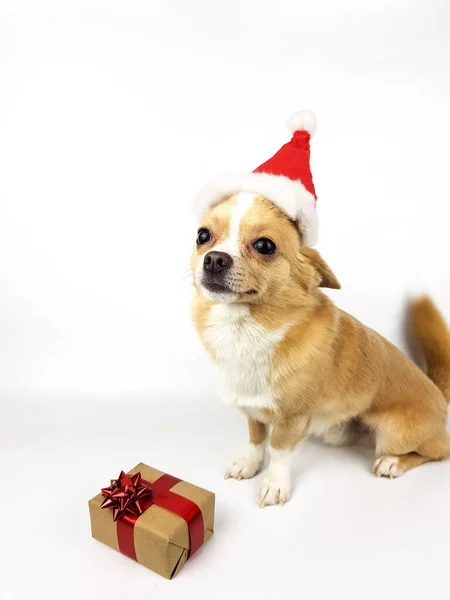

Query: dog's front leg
left=259, top=416, right=310, bottom=507
left=225, top=417, right=267, bottom=480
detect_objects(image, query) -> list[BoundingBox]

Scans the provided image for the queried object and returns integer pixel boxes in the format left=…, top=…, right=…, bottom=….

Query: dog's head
left=191, top=193, right=340, bottom=305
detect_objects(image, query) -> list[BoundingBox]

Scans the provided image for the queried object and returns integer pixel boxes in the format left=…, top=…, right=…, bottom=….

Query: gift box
left=89, top=463, right=215, bottom=579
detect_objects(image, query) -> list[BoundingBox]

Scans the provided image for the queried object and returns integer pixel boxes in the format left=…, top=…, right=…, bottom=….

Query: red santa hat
left=194, top=110, right=319, bottom=246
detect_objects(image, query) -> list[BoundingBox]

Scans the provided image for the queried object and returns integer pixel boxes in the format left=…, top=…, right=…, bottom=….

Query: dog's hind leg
left=372, top=424, right=450, bottom=478
left=373, top=453, right=435, bottom=478
left=368, top=406, right=450, bottom=477
left=416, top=433, right=450, bottom=461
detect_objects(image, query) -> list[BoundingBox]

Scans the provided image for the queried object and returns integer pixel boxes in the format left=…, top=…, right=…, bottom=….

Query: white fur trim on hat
left=193, top=172, right=319, bottom=246
left=287, top=110, right=317, bottom=137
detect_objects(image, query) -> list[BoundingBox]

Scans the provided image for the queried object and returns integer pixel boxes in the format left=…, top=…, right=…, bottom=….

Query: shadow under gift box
left=89, top=462, right=215, bottom=579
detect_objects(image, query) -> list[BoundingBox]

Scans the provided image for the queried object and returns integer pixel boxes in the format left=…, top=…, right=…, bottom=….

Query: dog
left=191, top=192, right=450, bottom=507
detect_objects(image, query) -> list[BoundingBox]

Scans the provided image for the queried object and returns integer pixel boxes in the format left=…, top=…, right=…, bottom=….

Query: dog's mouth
left=202, top=280, right=234, bottom=295
left=202, top=279, right=259, bottom=297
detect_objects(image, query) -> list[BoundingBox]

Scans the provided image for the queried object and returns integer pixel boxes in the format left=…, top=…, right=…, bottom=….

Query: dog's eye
left=197, top=228, right=212, bottom=245
left=253, top=238, right=276, bottom=255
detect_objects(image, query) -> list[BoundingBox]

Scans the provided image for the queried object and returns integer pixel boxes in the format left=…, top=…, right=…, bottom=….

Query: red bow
left=100, top=471, right=152, bottom=521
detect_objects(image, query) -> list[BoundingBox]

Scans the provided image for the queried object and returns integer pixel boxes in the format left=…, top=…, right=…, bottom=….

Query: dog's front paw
left=259, top=473, right=291, bottom=507
left=225, top=445, right=265, bottom=480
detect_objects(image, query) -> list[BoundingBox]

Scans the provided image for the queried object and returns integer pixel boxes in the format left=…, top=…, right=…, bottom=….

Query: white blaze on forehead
left=213, top=192, right=255, bottom=257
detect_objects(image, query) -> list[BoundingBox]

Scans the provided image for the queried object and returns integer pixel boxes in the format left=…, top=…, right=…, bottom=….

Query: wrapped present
left=89, top=463, right=215, bottom=579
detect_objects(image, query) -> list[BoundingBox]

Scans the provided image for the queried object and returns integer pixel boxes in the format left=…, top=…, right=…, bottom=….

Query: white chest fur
left=203, top=304, right=289, bottom=410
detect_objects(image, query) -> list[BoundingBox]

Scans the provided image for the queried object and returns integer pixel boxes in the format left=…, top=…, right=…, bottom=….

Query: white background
left=1, top=1, right=450, bottom=598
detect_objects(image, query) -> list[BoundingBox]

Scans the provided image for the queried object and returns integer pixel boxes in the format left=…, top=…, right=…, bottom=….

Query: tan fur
left=191, top=195, right=450, bottom=498
left=269, top=415, right=311, bottom=450
left=410, top=295, right=450, bottom=402
left=248, top=418, right=268, bottom=445
left=300, top=247, right=341, bottom=289
left=191, top=199, right=233, bottom=261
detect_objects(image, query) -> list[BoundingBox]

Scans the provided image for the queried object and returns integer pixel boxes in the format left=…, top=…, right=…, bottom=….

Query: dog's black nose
left=203, top=251, right=233, bottom=274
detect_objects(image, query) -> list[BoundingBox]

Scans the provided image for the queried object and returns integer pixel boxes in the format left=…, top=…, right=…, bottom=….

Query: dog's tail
left=410, top=295, right=450, bottom=402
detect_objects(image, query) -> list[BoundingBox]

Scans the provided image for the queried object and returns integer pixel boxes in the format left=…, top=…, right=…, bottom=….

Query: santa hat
left=194, top=110, right=319, bottom=246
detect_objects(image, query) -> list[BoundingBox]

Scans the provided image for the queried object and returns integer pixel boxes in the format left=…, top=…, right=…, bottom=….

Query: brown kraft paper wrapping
left=89, top=463, right=215, bottom=579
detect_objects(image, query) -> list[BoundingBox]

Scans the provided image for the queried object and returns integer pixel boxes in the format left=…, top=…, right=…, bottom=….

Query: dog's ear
left=301, top=248, right=341, bottom=289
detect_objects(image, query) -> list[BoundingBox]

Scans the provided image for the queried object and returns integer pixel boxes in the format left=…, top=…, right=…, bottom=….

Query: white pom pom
left=287, top=110, right=317, bottom=137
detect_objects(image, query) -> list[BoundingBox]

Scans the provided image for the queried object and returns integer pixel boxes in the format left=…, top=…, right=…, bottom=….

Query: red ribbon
left=101, top=471, right=204, bottom=561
